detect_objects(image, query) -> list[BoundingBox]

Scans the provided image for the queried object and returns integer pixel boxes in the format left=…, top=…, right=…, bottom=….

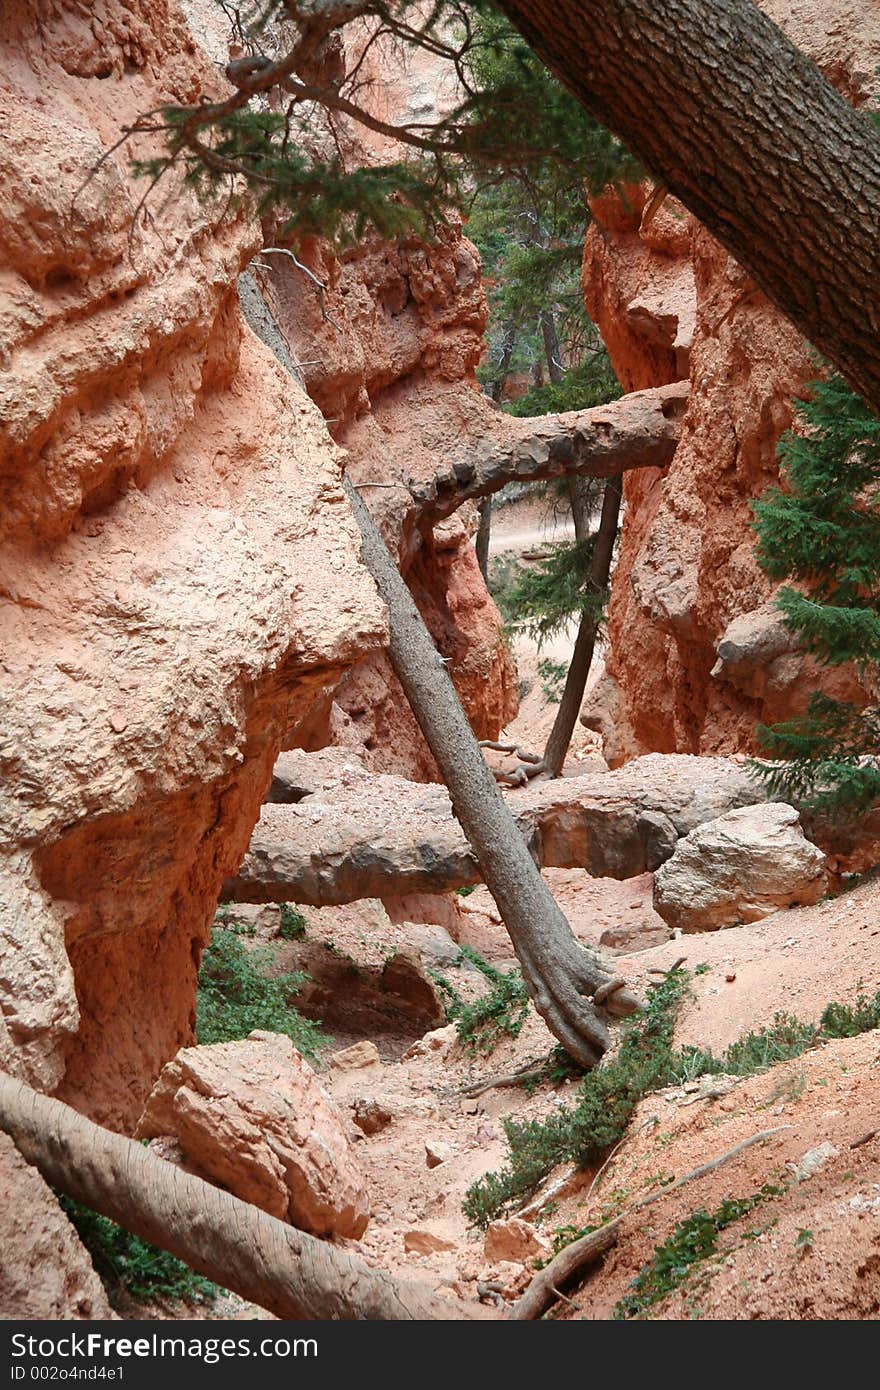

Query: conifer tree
left=751, top=373, right=880, bottom=815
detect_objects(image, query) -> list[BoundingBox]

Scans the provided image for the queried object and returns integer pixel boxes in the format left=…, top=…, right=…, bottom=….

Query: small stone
left=402, top=1023, right=457, bottom=1060
left=330, top=1040, right=381, bottom=1071
left=351, top=1097, right=392, bottom=1135
left=425, top=1139, right=453, bottom=1168
left=725, top=973, right=737, bottom=983
left=787, top=1142, right=839, bottom=1183
left=403, top=1229, right=457, bottom=1255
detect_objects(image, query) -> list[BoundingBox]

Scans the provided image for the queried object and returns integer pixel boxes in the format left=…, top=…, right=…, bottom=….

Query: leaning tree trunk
left=345, top=479, right=639, bottom=1067
left=495, top=0, right=880, bottom=415
left=490, top=320, right=519, bottom=404
left=0, top=1072, right=473, bottom=1321
left=543, top=475, right=622, bottom=777
left=475, top=497, right=492, bottom=582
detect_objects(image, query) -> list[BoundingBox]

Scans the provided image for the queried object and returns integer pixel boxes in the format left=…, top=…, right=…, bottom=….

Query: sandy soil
left=281, top=874, right=880, bottom=1321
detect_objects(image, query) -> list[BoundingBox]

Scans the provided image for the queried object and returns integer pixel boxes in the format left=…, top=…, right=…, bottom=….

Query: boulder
left=425, top=1139, right=454, bottom=1168
left=483, top=1217, right=550, bottom=1264
left=404, top=1229, right=457, bottom=1256
left=351, top=1097, right=393, bottom=1136
left=653, top=803, right=828, bottom=932
left=137, top=1031, right=369, bottom=1239
left=330, top=1040, right=381, bottom=1072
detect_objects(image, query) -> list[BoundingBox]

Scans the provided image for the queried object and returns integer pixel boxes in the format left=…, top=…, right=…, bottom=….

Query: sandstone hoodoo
left=2, top=0, right=880, bottom=1331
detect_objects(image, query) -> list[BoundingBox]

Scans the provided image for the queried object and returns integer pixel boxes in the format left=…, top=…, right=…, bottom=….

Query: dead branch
left=457, top=1054, right=555, bottom=1098
left=509, top=1125, right=791, bottom=1319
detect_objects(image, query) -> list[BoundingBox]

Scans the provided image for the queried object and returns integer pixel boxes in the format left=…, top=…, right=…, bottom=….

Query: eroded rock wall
left=582, top=1, right=880, bottom=764
left=0, top=0, right=383, bottom=1126
left=259, top=224, right=518, bottom=780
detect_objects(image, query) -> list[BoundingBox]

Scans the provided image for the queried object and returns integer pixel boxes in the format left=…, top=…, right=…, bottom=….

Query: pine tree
left=751, top=372, right=880, bottom=815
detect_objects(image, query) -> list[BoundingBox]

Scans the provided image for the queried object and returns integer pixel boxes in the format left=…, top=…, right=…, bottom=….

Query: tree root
left=457, top=1054, right=555, bottom=1098
left=509, top=1125, right=791, bottom=1319
left=0, top=1072, right=479, bottom=1321
left=479, top=741, right=550, bottom=787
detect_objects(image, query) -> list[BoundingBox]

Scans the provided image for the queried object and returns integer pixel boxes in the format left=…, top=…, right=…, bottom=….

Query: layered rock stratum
left=0, top=0, right=383, bottom=1127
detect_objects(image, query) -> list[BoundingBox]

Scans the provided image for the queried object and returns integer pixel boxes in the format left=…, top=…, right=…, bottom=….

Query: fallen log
left=0, top=1072, right=479, bottom=1321
left=407, top=381, right=688, bottom=529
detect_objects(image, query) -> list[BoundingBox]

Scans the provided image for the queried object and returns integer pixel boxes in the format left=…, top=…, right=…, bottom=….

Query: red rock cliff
left=581, top=1, right=880, bottom=765
left=0, top=0, right=384, bottom=1126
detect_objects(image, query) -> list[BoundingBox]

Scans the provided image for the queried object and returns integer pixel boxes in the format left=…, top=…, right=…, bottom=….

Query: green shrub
left=58, top=1196, right=216, bottom=1305
left=463, top=975, right=880, bottom=1228
left=462, top=969, right=689, bottom=1227
left=435, top=947, right=531, bottom=1055
left=196, top=926, right=323, bottom=1059
left=278, top=903, right=307, bottom=940
left=613, top=1184, right=784, bottom=1319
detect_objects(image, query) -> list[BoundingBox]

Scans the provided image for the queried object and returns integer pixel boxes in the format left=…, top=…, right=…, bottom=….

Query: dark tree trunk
left=542, top=475, right=622, bottom=777
left=475, top=497, right=492, bottom=582
left=345, top=478, right=639, bottom=1067
left=490, top=321, right=519, bottom=403
left=540, top=311, right=565, bottom=386
left=495, top=0, right=880, bottom=414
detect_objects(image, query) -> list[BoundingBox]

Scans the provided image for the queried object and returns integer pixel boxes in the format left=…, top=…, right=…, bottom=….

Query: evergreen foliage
left=196, top=924, right=323, bottom=1058
left=58, top=1196, right=216, bottom=1306
left=432, top=946, right=531, bottom=1053
left=499, top=532, right=607, bottom=647
left=751, top=372, right=880, bottom=813
left=135, top=2, right=636, bottom=254
left=463, top=970, right=880, bottom=1228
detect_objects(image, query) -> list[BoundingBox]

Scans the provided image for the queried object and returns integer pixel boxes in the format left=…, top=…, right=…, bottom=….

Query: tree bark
left=495, top=0, right=880, bottom=414
left=543, top=475, right=622, bottom=777
left=345, top=477, right=639, bottom=1066
left=0, top=1072, right=473, bottom=1321
left=540, top=310, right=565, bottom=386
left=475, top=497, right=492, bottom=582
left=490, top=320, right=519, bottom=403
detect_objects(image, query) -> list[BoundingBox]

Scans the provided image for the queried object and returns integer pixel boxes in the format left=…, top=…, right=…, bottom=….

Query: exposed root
left=479, top=741, right=550, bottom=787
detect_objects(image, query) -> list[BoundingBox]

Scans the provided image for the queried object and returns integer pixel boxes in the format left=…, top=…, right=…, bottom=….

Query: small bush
left=278, top=903, right=307, bottom=940
left=196, top=926, right=323, bottom=1059
left=613, top=1184, right=784, bottom=1319
left=58, top=1196, right=216, bottom=1306
left=462, top=969, right=689, bottom=1227
left=435, top=947, right=531, bottom=1055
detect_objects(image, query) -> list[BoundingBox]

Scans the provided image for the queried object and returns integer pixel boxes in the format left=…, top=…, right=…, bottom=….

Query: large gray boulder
left=653, top=802, right=828, bottom=932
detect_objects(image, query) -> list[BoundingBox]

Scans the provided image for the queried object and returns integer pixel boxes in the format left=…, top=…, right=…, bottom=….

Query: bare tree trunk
left=543, top=476, right=622, bottom=777
left=495, top=0, right=880, bottom=413
left=490, top=321, right=519, bottom=403
left=0, top=1072, right=473, bottom=1321
left=412, top=380, right=686, bottom=529
left=540, top=311, right=565, bottom=386
left=475, top=497, right=492, bottom=583
left=345, top=478, right=639, bottom=1067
